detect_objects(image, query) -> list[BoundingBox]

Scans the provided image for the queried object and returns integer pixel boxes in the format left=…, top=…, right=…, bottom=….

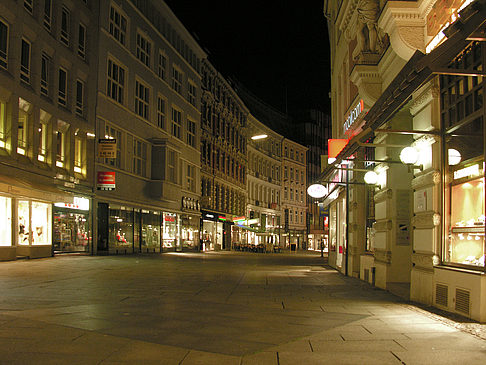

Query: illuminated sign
left=98, top=138, right=117, bottom=158
left=328, top=139, right=348, bottom=159
left=453, top=164, right=480, bottom=180
left=307, top=184, right=328, bottom=198
left=218, top=216, right=227, bottom=221
left=343, top=99, right=364, bottom=135
left=232, top=216, right=246, bottom=222
left=54, top=197, right=90, bottom=211
left=164, top=215, right=176, bottom=222
left=97, top=171, right=115, bottom=190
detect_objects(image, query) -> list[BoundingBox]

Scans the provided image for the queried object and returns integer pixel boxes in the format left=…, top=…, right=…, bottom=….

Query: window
left=188, top=81, right=197, bottom=106
left=40, top=54, right=50, bottom=97
left=290, top=168, right=294, bottom=180
left=24, top=0, right=33, bottom=14
left=158, top=52, right=167, bottom=80
left=56, top=121, right=69, bottom=168
left=74, top=136, right=85, bottom=174
left=78, top=24, right=86, bottom=59
left=104, top=124, right=122, bottom=168
left=0, top=20, right=8, bottom=69
left=58, top=68, right=68, bottom=106
left=17, top=98, right=31, bottom=156
left=284, top=167, right=288, bottom=179
left=107, top=59, right=125, bottom=104
left=38, top=122, right=48, bottom=162
left=284, top=187, right=288, bottom=200
left=157, top=95, right=166, bottom=129
left=171, top=107, right=182, bottom=139
left=136, top=33, right=151, bottom=67
left=290, top=188, right=294, bottom=201
left=0, top=101, right=7, bottom=149
left=20, top=39, right=31, bottom=83
left=133, top=138, right=147, bottom=177
left=75, top=80, right=84, bottom=116
left=135, top=80, right=149, bottom=119
left=43, top=0, right=52, bottom=31
left=187, top=164, right=196, bottom=192
left=172, top=66, right=183, bottom=94
left=168, top=149, right=176, bottom=183
left=109, top=6, right=127, bottom=46
left=187, top=118, right=196, bottom=147
left=60, top=7, right=70, bottom=46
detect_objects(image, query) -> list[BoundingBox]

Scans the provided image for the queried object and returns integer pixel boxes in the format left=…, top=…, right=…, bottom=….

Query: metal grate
left=455, top=288, right=470, bottom=315
left=435, top=283, right=448, bottom=307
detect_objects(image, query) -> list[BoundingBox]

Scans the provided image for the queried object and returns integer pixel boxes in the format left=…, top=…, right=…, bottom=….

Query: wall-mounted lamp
left=399, top=146, right=419, bottom=165
left=307, top=184, right=328, bottom=198
left=251, top=134, right=268, bottom=140
left=448, top=148, right=462, bottom=165
left=364, top=171, right=379, bottom=185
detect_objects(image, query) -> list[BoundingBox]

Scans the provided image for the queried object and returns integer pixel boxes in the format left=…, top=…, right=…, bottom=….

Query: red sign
left=328, top=139, right=349, bottom=159
left=97, top=171, right=115, bottom=190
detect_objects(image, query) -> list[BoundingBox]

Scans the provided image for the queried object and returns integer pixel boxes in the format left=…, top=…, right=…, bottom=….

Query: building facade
left=200, top=60, right=248, bottom=251
left=245, top=113, right=283, bottom=251
left=282, top=138, right=308, bottom=250
left=323, top=0, right=486, bottom=321
left=0, top=0, right=97, bottom=260
left=94, top=0, right=206, bottom=255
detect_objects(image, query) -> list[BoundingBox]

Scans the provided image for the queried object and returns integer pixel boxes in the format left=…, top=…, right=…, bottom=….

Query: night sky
left=164, top=0, right=331, bottom=116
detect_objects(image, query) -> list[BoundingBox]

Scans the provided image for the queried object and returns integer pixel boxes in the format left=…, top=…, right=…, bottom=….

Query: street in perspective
left=0, top=252, right=485, bottom=365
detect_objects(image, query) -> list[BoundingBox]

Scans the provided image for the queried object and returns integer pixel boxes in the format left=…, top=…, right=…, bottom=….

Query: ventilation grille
left=455, top=288, right=470, bottom=315
left=435, top=283, right=448, bottom=307
left=364, top=269, right=370, bottom=283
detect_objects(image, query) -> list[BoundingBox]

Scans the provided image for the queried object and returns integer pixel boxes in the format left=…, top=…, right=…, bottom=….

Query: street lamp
left=251, top=134, right=268, bottom=140
left=364, top=171, right=378, bottom=185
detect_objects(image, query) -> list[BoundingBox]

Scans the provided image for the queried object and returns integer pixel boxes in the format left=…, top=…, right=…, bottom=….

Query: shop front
left=201, top=210, right=230, bottom=251
left=53, top=197, right=91, bottom=254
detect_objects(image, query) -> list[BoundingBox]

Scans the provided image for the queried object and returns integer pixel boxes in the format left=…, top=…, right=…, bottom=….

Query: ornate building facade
left=200, top=60, right=248, bottom=250
left=322, top=0, right=486, bottom=321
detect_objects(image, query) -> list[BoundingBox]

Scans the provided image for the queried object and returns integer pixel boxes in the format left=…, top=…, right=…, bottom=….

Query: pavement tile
left=311, top=339, right=404, bottom=352
left=180, top=350, right=240, bottom=365
left=277, top=351, right=402, bottom=365
left=393, top=350, right=486, bottom=365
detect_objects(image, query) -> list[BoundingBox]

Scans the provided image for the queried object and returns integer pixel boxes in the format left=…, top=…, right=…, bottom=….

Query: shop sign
left=98, top=138, right=117, bottom=158
left=218, top=215, right=227, bottom=221
left=54, top=197, right=89, bottom=211
left=164, top=215, right=176, bottom=222
left=232, top=216, right=246, bottom=223
left=97, top=171, right=115, bottom=190
left=453, top=164, right=480, bottom=180
left=343, top=99, right=364, bottom=136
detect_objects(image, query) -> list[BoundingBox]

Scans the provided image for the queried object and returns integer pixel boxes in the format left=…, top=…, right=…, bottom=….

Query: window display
left=448, top=176, right=485, bottom=267
left=18, top=200, right=30, bottom=245
left=142, top=210, right=160, bottom=252
left=180, top=214, right=198, bottom=250
left=32, top=201, right=51, bottom=245
left=0, top=196, right=11, bottom=246
left=53, top=210, right=90, bottom=252
left=109, top=206, right=133, bottom=252
left=163, top=212, right=178, bottom=249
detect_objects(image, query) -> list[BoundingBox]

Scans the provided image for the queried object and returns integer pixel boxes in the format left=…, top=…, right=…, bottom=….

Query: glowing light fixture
left=400, top=147, right=419, bottom=165
left=307, top=184, right=328, bottom=198
left=251, top=134, right=268, bottom=140
left=364, top=171, right=378, bottom=185
left=448, top=148, right=461, bottom=165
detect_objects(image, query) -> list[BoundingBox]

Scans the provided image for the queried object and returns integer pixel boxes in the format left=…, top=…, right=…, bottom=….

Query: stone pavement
left=0, top=251, right=485, bottom=364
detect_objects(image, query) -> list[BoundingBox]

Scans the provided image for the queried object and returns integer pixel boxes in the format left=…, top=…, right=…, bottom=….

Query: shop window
left=53, top=205, right=90, bottom=253
left=109, top=206, right=133, bottom=253
left=141, top=210, right=160, bottom=252
left=18, top=200, right=51, bottom=245
left=0, top=196, right=11, bottom=246
left=163, top=212, right=178, bottom=249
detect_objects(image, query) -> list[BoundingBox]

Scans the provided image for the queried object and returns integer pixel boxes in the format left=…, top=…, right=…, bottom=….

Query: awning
left=318, top=0, right=486, bottom=182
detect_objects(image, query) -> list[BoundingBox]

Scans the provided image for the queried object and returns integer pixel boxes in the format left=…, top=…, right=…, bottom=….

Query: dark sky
left=164, top=0, right=331, bottom=116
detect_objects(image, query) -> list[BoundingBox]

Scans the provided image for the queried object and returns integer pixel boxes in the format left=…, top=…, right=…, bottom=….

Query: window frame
left=78, top=23, right=87, bottom=59
left=40, top=53, right=50, bottom=97
left=136, top=32, right=151, bottom=68
left=186, top=118, right=196, bottom=147
left=158, top=51, right=167, bottom=80
left=58, top=67, right=68, bottom=107
left=135, top=79, right=150, bottom=120
left=60, top=6, right=70, bottom=46
left=171, top=106, right=182, bottom=139
left=109, top=5, right=127, bottom=46
left=107, top=58, right=125, bottom=105
left=75, top=79, right=84, bottom=117
left=43, top=0, right=52, bottom=31
left=20, top=38, right=31, bottom=84
left=157, top=94, right=166, bottom=130
left=0, top=19, right=8, bottom=70
left=171, top=66, right=183, bottom=94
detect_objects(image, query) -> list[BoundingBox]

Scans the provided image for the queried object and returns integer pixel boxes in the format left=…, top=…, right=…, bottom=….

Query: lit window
left=107, top=59, right=125, bottom=104
left=109, top=6, right=127, bottom=46
left=17, top=98, right=31, bottom=156
left=0, top=101, right=7, bottom=150
left=74, top=136, right=85, bottom=174
left=158, top=52, right=167, bottom=80
left=56, top=122, right=69, bottom=168
left=136, top=33, right=151, bottom=67
left=37, top=122, right=48, bottom=162
left=0, top=20, right=8, bottom=69
left=58, top=68, right=68, bottom=107
left=40, top=53, right=50, bottom=97
left=20, top=39, right=31, bottom=84
left=43, top=0, right=52, bottom=31
left=157, top=95, right=166, bottom=129
left=135, top=80, right=149, bottom=119
left=171, top=107, right=182, bottom=139
left=187, top=118, right=196, bottom=147
left=133, top=138, right=147, bottom=177
left=76, top=80, right=84, bottom=117
left=78, top=23, right=86, bottom=59
left=172, top=66, right=183, bottom=94
left=60, top=7, right=70, bottom=46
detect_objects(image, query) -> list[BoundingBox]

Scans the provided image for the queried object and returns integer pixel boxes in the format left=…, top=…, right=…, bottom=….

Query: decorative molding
left=374, top=188, right=393, bottom=203
left=374, top=249, right=392, bottom=264
left=412, top=252, right=435, bottom=271
left=409, top=81, right=440, bottom=116
left=411, top=169, right=440, bottom=189
left=373, top=219, right=393, bottom=231
left=412, top=211, right=441, bottom=229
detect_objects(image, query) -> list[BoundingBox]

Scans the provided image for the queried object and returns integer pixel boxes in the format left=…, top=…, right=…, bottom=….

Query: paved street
left=0, top=252, right=485, bottom=364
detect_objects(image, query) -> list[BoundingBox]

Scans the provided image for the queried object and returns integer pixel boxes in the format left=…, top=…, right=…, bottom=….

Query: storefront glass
left=53, top=209, right=90, bottom=252
left=18, top=200, right=30, bottom=245
left=163, top=212, right=178, bottom=250
left=180, top=214, right=199, bottom=251
left=142, top=210, right=161, bottom=252
left=32, top=201, right=51, bottom=245
left=0, top=196, right=11, bottom=246
left=109, top=206, right=134, bottom=253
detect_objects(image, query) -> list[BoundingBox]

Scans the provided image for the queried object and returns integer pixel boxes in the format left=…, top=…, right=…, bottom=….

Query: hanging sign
left=97, top=171, right=115, bottom=190
left=98, top=138, right=117, bottom=158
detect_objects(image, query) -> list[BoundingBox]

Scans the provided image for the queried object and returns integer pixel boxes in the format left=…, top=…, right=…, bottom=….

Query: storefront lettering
left=343, top=99, right=364, bottom=135
left=453, top=164, right=480, bottom=180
